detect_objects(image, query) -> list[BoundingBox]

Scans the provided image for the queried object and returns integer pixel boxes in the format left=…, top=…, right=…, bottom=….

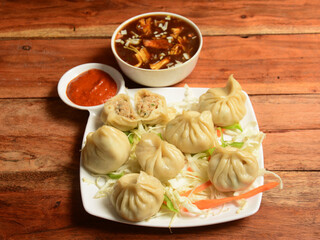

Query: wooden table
left=1, top=1, right=319, bottom=239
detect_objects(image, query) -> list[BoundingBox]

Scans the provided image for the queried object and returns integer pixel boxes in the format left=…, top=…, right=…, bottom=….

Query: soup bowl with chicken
left=111, top=12, right=202, bottom=87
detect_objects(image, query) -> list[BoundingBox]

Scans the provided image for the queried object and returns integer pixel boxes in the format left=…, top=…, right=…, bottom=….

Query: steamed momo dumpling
left=111, top=171, right=164, bottom=222
left=164, top=110, right=216, bottom=154
left=207, top=146, right=259, bottom=192
left=198, top=75, right=247, bottom=127
left=134, top=89, right=169, bottom=125
left=135, top=133, right=185, bottom=182
left=101, top=94, right=139, bottom=131
left=81, top=125, right=130, bottom=174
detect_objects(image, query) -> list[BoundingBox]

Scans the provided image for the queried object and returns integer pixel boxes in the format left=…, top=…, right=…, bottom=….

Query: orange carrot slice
left=193, top=181, right=279, bottom=210
left=217, top=128, right=225, bottom=137
left=187, top=166, right=193, bottom=172
left=181, top=180, right=212, bottom=197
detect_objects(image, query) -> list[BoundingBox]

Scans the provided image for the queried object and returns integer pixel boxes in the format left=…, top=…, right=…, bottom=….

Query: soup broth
left=114, top=14, right=200, bottom=70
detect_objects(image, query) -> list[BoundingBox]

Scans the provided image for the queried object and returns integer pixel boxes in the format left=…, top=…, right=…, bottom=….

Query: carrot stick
left=181, top=180, right=212, bottom=197
left=187, top=166, right=193, bottom=172
left=193, top=181, right=279, bottom=210
left=216, top=128, right=225, bottom=137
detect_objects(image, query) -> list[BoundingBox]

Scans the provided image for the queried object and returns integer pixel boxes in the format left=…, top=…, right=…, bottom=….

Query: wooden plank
left=1, top=0, right=320, bottom=38
left=252, top=94, right=320, bottom=131
left=0, top=171, right=318, bottom=239
left=263, top=130, right=320, bottom=170
left=1, top=129, right=319, bottom=172
left=0, top=96, right=318, bottom=136
left=1, top=130, right=319, bottom=173
left=0, top=99, right=88, bottom=138
left=1, top=34, right=320, bottom=98
left=0, top=97, right=319, bottom=172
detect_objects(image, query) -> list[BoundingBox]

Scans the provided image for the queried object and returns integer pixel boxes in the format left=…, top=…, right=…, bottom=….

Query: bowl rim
left=57, top=63, right=125, bottom=111
left=111, top=11, right=203, bottom=72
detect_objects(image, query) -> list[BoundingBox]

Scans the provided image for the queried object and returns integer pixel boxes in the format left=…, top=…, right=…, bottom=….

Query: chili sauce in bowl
left=58, top=63, right=125, bottom=111
left=66, top=69, right=117, bottom=107
left=111, top=12, right=202, bottom=87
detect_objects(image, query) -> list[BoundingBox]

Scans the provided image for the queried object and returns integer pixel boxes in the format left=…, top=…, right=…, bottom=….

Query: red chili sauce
left=66, top=69, right=117, bottom=107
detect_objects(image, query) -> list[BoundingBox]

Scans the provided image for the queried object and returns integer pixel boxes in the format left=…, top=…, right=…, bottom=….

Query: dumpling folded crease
left=164, top=110, right=217, bottom=154
left=111, top=171, right=164, bottom=222
left=81, top=125, right=131, bottom=174
left=135, top=133, right=185, bottom=182
left=198, top=75, right=247, bottom=127
left=207, top=146, right=259, bottom=192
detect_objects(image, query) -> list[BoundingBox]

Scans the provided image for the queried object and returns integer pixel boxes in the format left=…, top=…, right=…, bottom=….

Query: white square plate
left=79, top=87, right=264, bottom=228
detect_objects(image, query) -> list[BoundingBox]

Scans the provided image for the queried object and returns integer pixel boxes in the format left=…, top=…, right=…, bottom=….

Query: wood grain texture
left=0, top=171, right=318, bottom=240
left=1, top=130, right=319, bottom=172
left=252, top=94, right=320, bottom=131
left=1, top=0, right=319, bottom=238
left=1, top=0, right=320, bottom=38
left=1, top=34, right=320, bottom=98
left=0, top=97, right=319, bottom=174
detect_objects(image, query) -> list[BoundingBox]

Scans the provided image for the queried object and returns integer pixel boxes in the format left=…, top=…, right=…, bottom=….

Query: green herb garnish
left=107, top=172, right=124, bottom=179
left=228, top=142, right=244, bottom=148
left=163, top=194, right=179, bottom=213
left=222, top=123, right=243, bottom=132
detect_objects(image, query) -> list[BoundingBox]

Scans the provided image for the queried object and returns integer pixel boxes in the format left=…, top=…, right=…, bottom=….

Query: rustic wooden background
left=0, top=0, right=319, bottom=239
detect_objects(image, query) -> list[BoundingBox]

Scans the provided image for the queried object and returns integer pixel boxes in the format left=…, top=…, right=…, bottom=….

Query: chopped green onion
left=217, top=127, right=227, bottom=147
left=157, top=133, right=163, bottom=140
left=124, top=131, right=134, bottom=144
left=163, top=194, right=179, bottom=213
left=222, top=123, right=243, bottom=132
left=228, top=142, right=244, bottom=148
left=206, top=147, right=216, bottom=156
left=107, top=172, right=124, bottom=179
left=128, top=134, right=134, bottom=144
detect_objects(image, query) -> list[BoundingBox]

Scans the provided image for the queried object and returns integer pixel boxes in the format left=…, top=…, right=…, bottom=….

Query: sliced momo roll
left=101, top=94, right=140, bottom=131
left=164, top=110, right=216, bottom=154
left=134, top=89, right=169, bottom=125
left=207, top=146, right=259, bottom=192
left=81, top=125, right=130, bottom=174
left=111, top=171, right=164, bottom=222
left=198, top=75, right=247, bottom=127
left=135, top=133, right=185, bottom=182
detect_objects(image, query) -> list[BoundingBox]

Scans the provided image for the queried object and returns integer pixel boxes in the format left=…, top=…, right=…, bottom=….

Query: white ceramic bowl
left=111, top=12, right=203, bottom=87
left=57, top=63, right=125, bottom=111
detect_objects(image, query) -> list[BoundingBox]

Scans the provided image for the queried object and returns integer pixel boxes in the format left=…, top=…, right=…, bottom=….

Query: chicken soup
left=114, top=14, right=200, bottom=70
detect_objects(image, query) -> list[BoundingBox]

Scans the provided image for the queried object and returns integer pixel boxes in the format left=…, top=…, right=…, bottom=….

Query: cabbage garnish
left=107, top=172, right=124, bottom=179
left=168, top=84, right=198, bottom=112
left=222, top=123, right=243, bottom=132
left=228, top=142, right=244, bottom=148
left=216, top=123, right=262, bottom=152
left=163, top=194, right=179, bottom=213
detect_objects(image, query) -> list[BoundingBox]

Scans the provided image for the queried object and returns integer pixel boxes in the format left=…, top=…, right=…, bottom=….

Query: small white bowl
left=57, top=63, right=125, bottom=111
left=111, top=12, right=203, bottom=87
